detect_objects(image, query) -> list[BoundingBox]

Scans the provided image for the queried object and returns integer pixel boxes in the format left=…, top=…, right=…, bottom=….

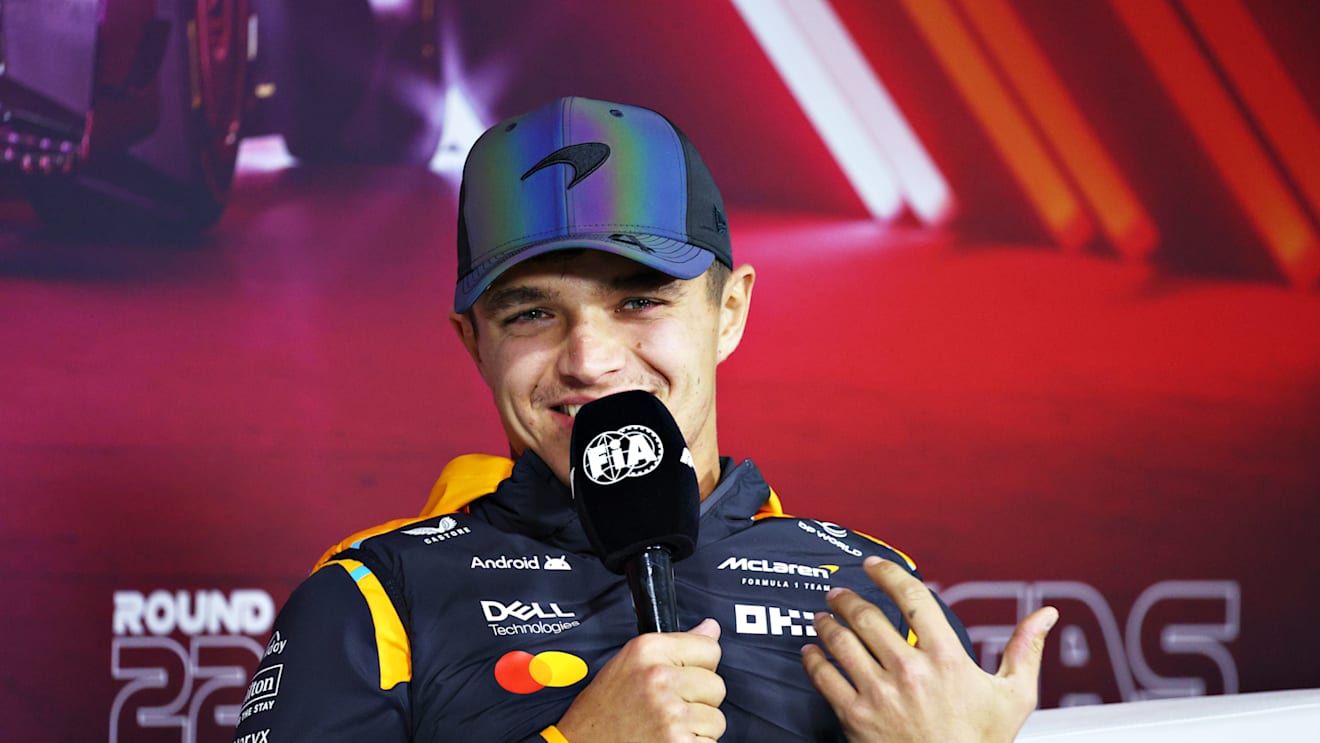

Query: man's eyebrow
left=606, top=270, right=682, bottom=294
left=480, top=286, right=556, bottom=314
left=479, top=268, right=681, bottom=313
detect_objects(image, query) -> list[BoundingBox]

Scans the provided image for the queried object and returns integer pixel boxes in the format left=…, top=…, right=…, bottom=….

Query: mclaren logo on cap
left=581, top=425, right=663, bottom=484
left=521, top=142, right=611, bottom=189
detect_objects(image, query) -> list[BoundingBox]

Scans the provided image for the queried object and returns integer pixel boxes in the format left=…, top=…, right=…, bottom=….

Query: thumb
left=997, top=606, right=1058, bottom=683
left=688, top=617, right=721, bottom=641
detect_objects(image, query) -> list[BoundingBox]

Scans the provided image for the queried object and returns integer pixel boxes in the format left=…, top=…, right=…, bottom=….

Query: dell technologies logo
left=481, top=600, right=581, bottom=637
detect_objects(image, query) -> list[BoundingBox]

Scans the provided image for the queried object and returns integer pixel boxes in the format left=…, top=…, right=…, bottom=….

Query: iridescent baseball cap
left=454, top=96, right=733, bottom=313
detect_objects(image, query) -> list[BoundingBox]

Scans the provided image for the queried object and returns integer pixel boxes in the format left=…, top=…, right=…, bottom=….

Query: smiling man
left=457, top=249, right=739, bottom=499
left=232, top=97, right=1057, bottom=743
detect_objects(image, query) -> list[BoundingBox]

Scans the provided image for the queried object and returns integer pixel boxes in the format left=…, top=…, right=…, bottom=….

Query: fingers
left=556, top=630, right=727, bottom=743
left=807, top=557, right=957, bottom=684
left=672, top=618, right=721, bottom=670
left=997, top=606, right=1058, bottom=684
left=798, top=561, right=1059, bottom=743
left=622, top=620, right=721, bottom=673
left=800, top=641, right=859, bottom=708
left=687, top=617, right=721, bottom=641
left=821, top=588, right=905, bottom=672
left=675, top=664, right=727, bottom=708
left=684, top=676, right=729, bottom=739
left=862, top=556, right=961, bottom=652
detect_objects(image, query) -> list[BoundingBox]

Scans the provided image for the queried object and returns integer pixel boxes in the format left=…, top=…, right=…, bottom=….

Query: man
left=232, top=96, right=1057, bottom=742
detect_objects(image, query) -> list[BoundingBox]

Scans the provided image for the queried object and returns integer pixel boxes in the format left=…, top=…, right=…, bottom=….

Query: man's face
left=453, top=250, right=753, bottom=494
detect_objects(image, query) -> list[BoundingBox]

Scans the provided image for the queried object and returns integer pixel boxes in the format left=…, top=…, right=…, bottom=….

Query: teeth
left=562, top=404, right=581, bottom=418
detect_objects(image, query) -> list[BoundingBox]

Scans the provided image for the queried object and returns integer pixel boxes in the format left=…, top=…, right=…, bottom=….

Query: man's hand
left=801, top=556, right=1058, bottom=743
left=556, top=618, right=726, bottom=743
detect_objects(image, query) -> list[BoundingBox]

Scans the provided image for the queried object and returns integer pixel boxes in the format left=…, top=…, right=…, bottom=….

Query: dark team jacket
left=233, top=452, right=974, bottom=743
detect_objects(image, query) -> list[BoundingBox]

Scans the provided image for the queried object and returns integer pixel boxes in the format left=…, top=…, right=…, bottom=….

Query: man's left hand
left=801, top=555, right=1058, bottom=743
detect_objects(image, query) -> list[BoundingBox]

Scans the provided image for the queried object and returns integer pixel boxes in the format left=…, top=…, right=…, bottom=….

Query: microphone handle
left=625, top=545, right=678, bottom=633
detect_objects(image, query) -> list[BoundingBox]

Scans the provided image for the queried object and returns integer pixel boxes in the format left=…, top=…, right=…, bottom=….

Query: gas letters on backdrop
left=934, top=579, right=1240, bottom=706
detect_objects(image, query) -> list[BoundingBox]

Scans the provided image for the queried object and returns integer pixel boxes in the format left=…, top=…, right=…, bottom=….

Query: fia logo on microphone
left=581, top=425, right=664, bottom=484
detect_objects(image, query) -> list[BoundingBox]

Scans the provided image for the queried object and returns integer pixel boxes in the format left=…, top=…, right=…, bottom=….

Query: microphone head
left=570, top=391, right=700, bottom=574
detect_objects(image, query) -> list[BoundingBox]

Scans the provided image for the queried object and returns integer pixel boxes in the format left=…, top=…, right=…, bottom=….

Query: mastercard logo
left=495, top=650, right=588, bottom=694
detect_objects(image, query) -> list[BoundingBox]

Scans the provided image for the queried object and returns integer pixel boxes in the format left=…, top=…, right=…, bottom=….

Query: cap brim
left=453, top=233, right=715, bottom=313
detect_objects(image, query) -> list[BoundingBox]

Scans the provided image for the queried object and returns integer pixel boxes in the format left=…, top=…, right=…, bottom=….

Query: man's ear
left=716, top=264, right=756, bottom=363
left=450, top=311, right=482, bottom=367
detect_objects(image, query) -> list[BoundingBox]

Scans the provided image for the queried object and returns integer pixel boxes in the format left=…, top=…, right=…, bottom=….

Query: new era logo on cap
left=454, top=96, right=734, bottom=313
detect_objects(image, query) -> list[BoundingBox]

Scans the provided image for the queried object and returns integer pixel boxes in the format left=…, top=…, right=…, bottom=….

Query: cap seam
left=657, top=113, right=689, bottom=246
left=562, top=98, right=576, bottom=235
left=458, top=236, right=712, bottom=286
left=482, top=225, right=700, bottom=252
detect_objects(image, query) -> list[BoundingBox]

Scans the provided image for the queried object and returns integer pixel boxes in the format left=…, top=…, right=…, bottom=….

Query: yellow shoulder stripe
left=312, top=454, right=515, bottom=571
left=853, top=530, right=918, bottom=571
left=752, top=486, right=785, bottom=521
left=305, top=456, right=517, bottom=690
left=420, top=453, right=515, bottom=517
left=752, top=490, right=919, bottom=572
left=324, top=558, right=411, bottom=690
left=314, top=517, right=426, bottom=571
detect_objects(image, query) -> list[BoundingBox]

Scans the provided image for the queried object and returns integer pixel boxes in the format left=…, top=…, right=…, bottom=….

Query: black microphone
left=570, top=391, right=699, bottom=634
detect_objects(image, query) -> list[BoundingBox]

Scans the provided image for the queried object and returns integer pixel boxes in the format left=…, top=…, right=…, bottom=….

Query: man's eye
left=620, top=298, right=662, bottom=311
left=504, top=308, right=549, bottom=325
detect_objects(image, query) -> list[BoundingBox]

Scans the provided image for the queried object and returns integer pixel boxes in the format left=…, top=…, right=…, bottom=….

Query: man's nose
left=557, top=314, right=627, bottom=385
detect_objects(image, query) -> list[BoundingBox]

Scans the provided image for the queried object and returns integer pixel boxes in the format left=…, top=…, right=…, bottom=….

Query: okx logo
left=735, top=603, right=819, bottom=638
left=495, top=650, right=588, bottom=694
left=581, top=425, right=663, bottom=484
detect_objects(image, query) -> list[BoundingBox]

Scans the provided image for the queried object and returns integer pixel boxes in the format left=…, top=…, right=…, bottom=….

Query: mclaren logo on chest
left=521, top=142, right=611, bottom=189
left=717, top=556, right=836, bottom=581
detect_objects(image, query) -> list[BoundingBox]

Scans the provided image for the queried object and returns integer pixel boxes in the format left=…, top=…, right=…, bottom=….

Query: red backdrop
left=2, top=2, right=1318, bottom=741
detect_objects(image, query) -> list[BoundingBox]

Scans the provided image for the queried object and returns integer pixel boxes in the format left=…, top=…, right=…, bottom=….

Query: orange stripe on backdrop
left=1182, top=0, right=1320, bottom=233
left=1109, top=0, right=1320, bottom=288
left=957, top=0, right=1159, bottom=259
left=898, top=0, right=1093, bottom=250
